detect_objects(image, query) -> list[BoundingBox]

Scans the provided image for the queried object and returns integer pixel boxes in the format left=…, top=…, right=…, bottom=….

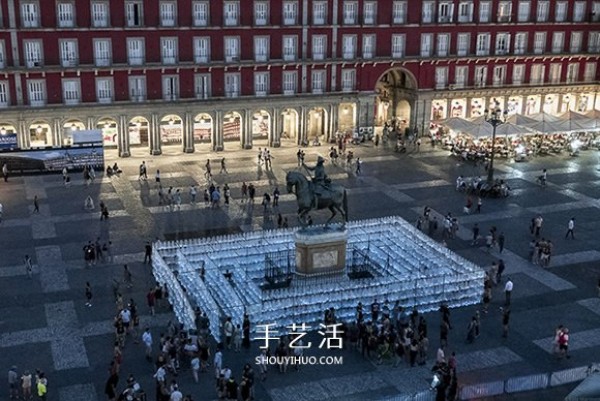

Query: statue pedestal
left=295, top=227, right=347, bottom=276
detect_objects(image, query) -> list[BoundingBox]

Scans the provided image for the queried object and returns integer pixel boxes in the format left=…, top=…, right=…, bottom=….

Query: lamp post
left=484, top=108, right=508, bottom=183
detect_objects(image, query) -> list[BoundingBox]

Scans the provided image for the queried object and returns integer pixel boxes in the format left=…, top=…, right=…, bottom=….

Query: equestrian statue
left=286, top=156, right=348, bottom=227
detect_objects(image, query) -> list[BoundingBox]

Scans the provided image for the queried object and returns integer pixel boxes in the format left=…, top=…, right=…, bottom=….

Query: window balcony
left=363, top=51, right=373, bottom=58
left=64, top=97, right=80, bottom=106
left=255, top=17, right=267, bottom=25
left=225, top=90, right=239, bottom=98
left=30, top=98, right=46, bottom=107
left=225, top=55, right=239, bottom=62
left=224, top=17, right=238, bottom=26
left=61, top=58, right=79, bottom=68
left=343, top=52, right=355, bottom=60
left=26, top=60, right=43, bottom=68
left=364, top=16, right=374, bottom=24
left=342, top=85, right=353, bottom=92
left=128, top=57, right=144, bottom=66
left=255, top=90, right=267, bottom=97
left=98, top=96, right=112, bottom=104
left=313, top=53, right=325, bottom=61
left=194, top=17, right=207, bottom=26
left=283, top=54, right=295, bottom=61
left=195, top=55, right=209, bottom=63
left=312, top=88, right=323, bottom=94
left=435, top=82, right=447, bottom=90
left=497, top=15, right=511, bottom=22
left=255, top=54, right=267, bottom=62
left=283, top=88, right=295, bottom=95
left=438, top=16, right=452, bottom=23
left=131, top=94, right=146, bottom=102
left=313, top=17, right=325, bottom=25
left=284, top=17, right=296, bottom=25
left=95, top=57, right=111, bottom=67
left=164, top=94, right=179, bottom=101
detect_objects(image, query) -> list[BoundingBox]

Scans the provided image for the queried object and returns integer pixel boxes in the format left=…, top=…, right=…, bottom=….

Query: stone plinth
left=294, top=227, right=348, bottom=276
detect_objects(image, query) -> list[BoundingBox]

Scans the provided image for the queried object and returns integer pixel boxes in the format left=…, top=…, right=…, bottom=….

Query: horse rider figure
left=302, top=156, right=331, bottom=208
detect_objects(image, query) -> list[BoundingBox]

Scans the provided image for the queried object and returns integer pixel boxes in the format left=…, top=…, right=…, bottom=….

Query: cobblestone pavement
left=1, top=139, right=600, bottom=401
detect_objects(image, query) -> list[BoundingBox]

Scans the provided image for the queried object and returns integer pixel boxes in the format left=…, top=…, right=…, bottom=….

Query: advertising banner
left=223, top=117, right=241, bottom=141
left=0, top=133, right=18, bottom=150
left=0, top=146, right=104, bottom=173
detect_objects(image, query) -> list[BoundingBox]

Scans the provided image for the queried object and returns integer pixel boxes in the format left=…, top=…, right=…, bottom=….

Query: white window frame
left=62, top=78, right=81, bottom=105
left=342, top=35, right=357, bottom=60
left=495, top=33, right=511, bottom=55
left=435, top=67, right=448, bottom=89
left=422, top=1, right=434, bottom=23
left=311, top=70, right=325, bottom=94
left=566, top=63, right=579, bottom=83
left=517, top=1, right=530, bottom=22
left=457, top=33, right=470, bottom=56
left=283, top=1, right=298, bottom=25
left=125, top=1, right=144, bottom=27
left=593, top=2, right=600, bottom=22
left=476, top=33, right=491, bottom=56
left=254, top=1, right=268, bottom=26
left=160, top=1, right=177, bottom=27
left=392, top=1, right=407, bottom=24
left=493, top=65, right=507, bottom=86
left=454, top=66, right=468, bottom=88
left=60, top=39, right=78, bottom=67
left=161, top=37, right=178, bottom=65
left=224, top=1, right=240, bottom=26
left=283, top=35, right=297, bottom=61
left=530, top=64, right=545, bottom=84
left=570, top=32, right=582, bottom=53
left=437, top=34, right=450, bottom=57
left=551, top=32, right=565, bottom=53
left=93, top=39, right=112, bottom=67
left=194, top=74, right=211, bottom=99
left=282, top=71, right=297, bottom=95
left=555, top=2, right=567, bottom=22
left=224, top=36, right=240, bottom=62
left=479, top=1, right=491, bottom=22
left=514, top=32, right=528, bottom=54
left=96, top=77, right=113, bottom=103
left=549, top=63, right=562, bottom=84
left=458, top=2, right=473, bottom=22
left=362, top=34, right=375, bottom=59
left=588, top=32, right=600, bottom=52
left=193, top=37, right=210, bottom=63
left=162, top=75, right=179, bottom=101
left=573, top=1, right=586, bottom=22
left=24, top=40, right=43, bottom=68
left=0, top=41, right=5, bottom=68
left=341, top=69, right=356, bottom=92
left=420, top=33, right=433, bottom=57
left=313, top=1, right=327, bottom=25
left=254, top=36, right=269, bottom=62
left=254, top=72, right=269, bottom=96
left=312, top=35, right=326, bottom=60
left=533, top=32, right=546, bottom=54
left=391, top=34, right=405, bottom=58
left=513, top=64, right=525, bottom=84
left=474, top=66, right=487, bottom=87
left=91, top=1, right=109, bottom=27
left=27, top=79, right=46, bottom=106
left=0, top=81, right=9, bottom=107
left=363, top=1, right=376, bottom=24
left=129, top=76, right=146, bottom=102
left=57, top=2, right=75, bottom=28
left=536, top=1, right=549, bottom=22
left=343, top=1, right=358, bottom=25
left=224, top=73, right=240, bottom=98
left=127, top=38, right=145, bottom=66
left=498, top=1, right=512, bottom=22
left=584, top=62, right=597, bottom=82
left=192, top=1, right=209, bottom=26
left=21, top=2, right=40, bottom=28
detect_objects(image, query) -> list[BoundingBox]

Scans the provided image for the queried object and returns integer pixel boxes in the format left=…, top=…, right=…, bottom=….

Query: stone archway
left=62, top=119, right=86, bottom=146
left=374, top=68, right=417, bottom=128
left=97, top=118, right=119, bottom=147
left=29, top=121, right=53, bottom=147
left=160, top=114, right=183, bottom=145
left=307, top=107, right=327, bottom=140
left=281, top=108, right=299, bottom=142
left=193, top=113, right=213, bottom=144
left=128, top=117, right=149, bottom=147
left=252, top=110, right=270, bottom=139
left=338, top=103, right=356, bottom=135
left=223, top=111, right=242, bottom=148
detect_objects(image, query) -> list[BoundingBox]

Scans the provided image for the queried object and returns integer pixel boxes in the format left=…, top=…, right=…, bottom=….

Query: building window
left=194, top=74, right=211, bottom=99
left=454, top=66, right=468, bottom=88
left=254, top=72, right=269, bottom=96
left=498, top=1, right=512, bottom=22
left=457, top=33, right=470, bottom=56
left=458, top=2, right=473, bottom=22
left=390, top=34, right=405, bottom=58
left=551, top=32, right=564, bottom=53
left=422, top=1, right=434, bottom=23
left=96, top=77, right=113, bottom=103
left=362, top=34, right=375, bottom=59
left=21, top=2, right=40, bottom=28
left=24, top=40, right=43, bottom=68
left=533, top=32, right=546, bottom=54
left=282, top=71, right=297, bottom=95
left=437, top=34, right=450, bottom=57
left=530, top=64, right=545, bottom=84
left=363, top=1, right=376, bottom=24
left=593, top=2, right=600, bottom=22
left=584, top=62, right=597, bottom=82
left=476, top=33, right=491, bottom=56
left=254, top=36, right=269, bottom=62
left=162, top=75, right=179, bottom=101
left=129, top=76, right=146, bottom=101
left=479, top=2, right=491, bottom=22
left=570, top=32, right=582, bottom=53
left=125, top=1, right=143, bottom=27
left=536, top=1, right=549, bottom=22
left=435, top=67, right=448, bottom=89
left=224, top=73, right=240, bottom=97
left=0, top=41, right=5, bottom=68
left=495, top=33, right=510, bottom=55
left=514, top=32, right=527, bottom=54
left=549, top=64, right=562, bottom=84
left=59, top=40, right=78, bottom=67
left=127, top=38, right=145, bottom=65
left=224, top=1, right=240, bottom=26
left=555, top=2, right=567, bottom=22
left=193, top=37, right=210, bottom=63
left=27, top=79, right=46, bottom=106
left=474, top=66, right=487, bottom=87
left=342, top=35, right=356, bottom=60
left=161, top=38, right=177, bottom=64
left=192, top=1, right=209, bottom=26
left=312, top=35, right=326, bottom=60
left=0, top=81, right=9, bottom=107
left=93, top=39, right=111, bottom=67
left=57, top=2, right=75, bottom=27
left=283, top=35, right=297, bottom=61
left=493, top=65, right=507, bottom=86
left=566, top=63, right=579, bottom=83
left=343, top=1, right=357, bottom=24
left=420, top=34, right=433, bottom=57
left=392, top=1, right=407, bottom=24
left=589, top=32, right=600, bottom=52
left=341, top=69, right=355, bottom=92
left=573, top=1, right=586, bottom=22
left=224, top=37, right=240, bottom=62
left=91, top=2, right=109, bottom=27
left=62, top=79, right=80, bottom=105
left=313, top=1, right=327, bottom=25
left=513, top=64, right=525, bottom=84
left=254, top=1, right=268, bottom=25
left=283, top=1, right=298, bottom=25
left=517, top=1, right=530, bottom=21
left=311, top=70, right=325, bottom=93
left=439, top=2, right=454, bottom=23
left=160, top=1, right=177, bottom=27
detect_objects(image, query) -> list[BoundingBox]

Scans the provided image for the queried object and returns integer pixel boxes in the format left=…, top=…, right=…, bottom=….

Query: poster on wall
left=102, top=128, right=118, bottom=146
left=63, top=130, right=103, bottom=146
left=160, top=126, right=182, bottom=144
left=129, top=127, right=141, bottom=145
left=0, top=133, right=18, bottom=150
left=252, top=118, right=269, bottom=138
left=0, top=146, right=104, bottom=173
left=223, top=118, right=241, bottom=141
left=193, top=121, right=212, bottom=143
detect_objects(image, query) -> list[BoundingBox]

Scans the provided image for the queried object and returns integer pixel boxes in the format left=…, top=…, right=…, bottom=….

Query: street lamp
left=484, top=108, right=508, bottom=183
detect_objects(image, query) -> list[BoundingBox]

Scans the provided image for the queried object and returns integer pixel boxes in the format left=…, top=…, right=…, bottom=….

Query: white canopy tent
left=467, top=122, right=534, bottom=138
left=437, top=117, right=476, bottom=132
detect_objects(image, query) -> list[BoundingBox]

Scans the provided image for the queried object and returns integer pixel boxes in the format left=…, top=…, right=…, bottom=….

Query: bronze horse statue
left=286, top=171, right=348, bottom=226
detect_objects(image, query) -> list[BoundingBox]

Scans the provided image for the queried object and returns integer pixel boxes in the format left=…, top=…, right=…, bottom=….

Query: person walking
left=273, top=187, right=280, bottom=207
left=241, top=182, right=248, bottom=203
left=476, top=197, right=482, bottom=213
left=123, top=264, right=133, bottom=289
left=558, top=328, right=570, bottom=359
left=2, top=163, right=8, bottom=182
left=142, top=328, right=153, bottom=361
left=155, top=169, right=161, bottom=185
left=355, top=158, right=362, bottom=175
left=189, top=185, right=197, bottom=204
left=565, top=217, right=575, bottom=239
left=24, top=254, right=33, bottom=279
left=8, top=365, right=19, bottom=399
left=497, top=259, right=505, bottom=284
left=504, top=277, right=513, bottom=306
left=501, top=307, right=510, bottom=338
left=144, top=241, right=152, bottom=264
left=498, top=232, right=505, bottom=252
left=21, top=370, right=32, bottom=400
left=220, top=157, right=228, bottom=174
left=472, top=223, right=480, bottom=246
left=33, top=195, right=40, bottom=213
left=85, top=282, right=93, bottom=307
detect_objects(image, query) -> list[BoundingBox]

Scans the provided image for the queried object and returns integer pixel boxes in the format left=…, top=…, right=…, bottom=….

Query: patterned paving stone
left=58, top=383, right=98, bottom=401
